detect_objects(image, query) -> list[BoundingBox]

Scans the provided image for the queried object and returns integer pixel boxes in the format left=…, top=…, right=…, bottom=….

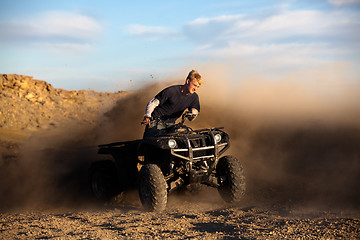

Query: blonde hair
left=186, top=70, right=202, bottom=85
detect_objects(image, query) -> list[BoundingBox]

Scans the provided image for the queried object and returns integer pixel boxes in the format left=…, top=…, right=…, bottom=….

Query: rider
left=141, top=70, right=202, bottom=138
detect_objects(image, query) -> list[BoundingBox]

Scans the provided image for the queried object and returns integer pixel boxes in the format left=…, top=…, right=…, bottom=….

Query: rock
left=25, top=93, right=35, bottom=100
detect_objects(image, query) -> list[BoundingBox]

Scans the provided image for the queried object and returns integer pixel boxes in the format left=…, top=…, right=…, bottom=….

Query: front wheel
left=138, top=164, right=167, bottom=212
left=217, top=156, right=246, bottom=203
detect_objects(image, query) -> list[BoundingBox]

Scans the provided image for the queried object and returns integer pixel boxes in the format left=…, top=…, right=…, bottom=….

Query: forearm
left=144, top=98, right=160, bottom=117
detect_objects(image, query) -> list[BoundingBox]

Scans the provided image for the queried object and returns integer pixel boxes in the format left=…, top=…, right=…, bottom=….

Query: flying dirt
left=0, top=73, right=359, bottom=239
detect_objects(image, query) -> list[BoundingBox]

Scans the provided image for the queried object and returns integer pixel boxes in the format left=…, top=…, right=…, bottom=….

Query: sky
left=0, top=0, right=359, bottom=91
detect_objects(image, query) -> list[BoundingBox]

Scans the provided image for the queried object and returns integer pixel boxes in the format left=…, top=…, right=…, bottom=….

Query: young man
left=141, top=70, right=202, bottom=138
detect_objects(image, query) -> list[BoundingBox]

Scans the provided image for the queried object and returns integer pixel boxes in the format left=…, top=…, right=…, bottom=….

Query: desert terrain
left=0, top=74, right=359, bottom=239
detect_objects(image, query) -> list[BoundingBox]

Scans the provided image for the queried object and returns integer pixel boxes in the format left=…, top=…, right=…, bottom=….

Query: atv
left=89, top=112, right=246, bottom=211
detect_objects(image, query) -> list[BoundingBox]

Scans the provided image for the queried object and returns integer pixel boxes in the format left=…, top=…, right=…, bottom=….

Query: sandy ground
left=1, top=188, right=359, bottom=240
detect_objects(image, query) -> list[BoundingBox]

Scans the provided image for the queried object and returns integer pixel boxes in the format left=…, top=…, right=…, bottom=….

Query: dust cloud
left=194, top=63, right=360, bottom=211
left=1, top=66, right=359, bottom=212
left=0, top=83, right=168, bottom=210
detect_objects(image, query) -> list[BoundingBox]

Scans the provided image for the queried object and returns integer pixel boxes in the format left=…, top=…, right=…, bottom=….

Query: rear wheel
left=138, top=164, right=167, bottom=212
left=89, top=160, right=119, bottom=201
left=217, top=156, right=246, bottom=203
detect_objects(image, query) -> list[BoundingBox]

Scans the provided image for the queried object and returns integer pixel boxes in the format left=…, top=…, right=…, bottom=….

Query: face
left=186, top=79, right=200, bottom=94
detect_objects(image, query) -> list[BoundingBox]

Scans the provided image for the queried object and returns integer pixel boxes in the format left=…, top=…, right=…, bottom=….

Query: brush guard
left=170, top=131, right=229, bottom=184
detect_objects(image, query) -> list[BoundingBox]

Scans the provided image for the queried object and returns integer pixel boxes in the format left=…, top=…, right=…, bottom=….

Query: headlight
left=214, top=134, right=222, bottom=144
left=168, top=139, right=177, bottom=148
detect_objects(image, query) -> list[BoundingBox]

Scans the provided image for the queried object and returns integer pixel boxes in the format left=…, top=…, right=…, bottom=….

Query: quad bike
left=89, top=112, right=246, bottom=211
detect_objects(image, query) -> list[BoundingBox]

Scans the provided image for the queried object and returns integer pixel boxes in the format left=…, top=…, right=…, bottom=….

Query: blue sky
left=1, top=0, right=359, bottom=91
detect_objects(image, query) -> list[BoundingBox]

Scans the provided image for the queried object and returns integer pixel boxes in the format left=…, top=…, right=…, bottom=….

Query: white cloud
left=255, top=10, right=327, bottom=34
left=328, top=0, right=360, bottom=6
left=33, top=11, right=101, bottom=39
left=184, top=8, right=360, bottom=77
left=0, top=11, right=101, bottom=42
left=188, top=15, right=245, bottom=25
left=184, top=14, right=246, bottom=43
left=197, top=42, right=331, bottom=67
left=125, top=24, right=177, bottom=40
left=185, top=10, right=350, bottom=45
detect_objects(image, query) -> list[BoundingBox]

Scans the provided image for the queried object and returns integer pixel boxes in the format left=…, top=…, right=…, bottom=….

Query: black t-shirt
left=152, top=85, right=200, bottom=123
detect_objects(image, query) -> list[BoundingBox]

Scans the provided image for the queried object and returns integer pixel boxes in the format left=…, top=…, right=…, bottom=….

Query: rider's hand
left=141, top=116, right=151, bottom=125
left=187, top=109, right=199, bottom=121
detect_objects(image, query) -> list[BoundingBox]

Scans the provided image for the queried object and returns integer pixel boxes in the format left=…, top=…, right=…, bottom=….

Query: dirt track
left=1, top=189, right=359, bottom=240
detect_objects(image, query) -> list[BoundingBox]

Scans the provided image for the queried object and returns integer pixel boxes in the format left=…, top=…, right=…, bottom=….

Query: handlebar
left=141, top=111, right=199, bottom=126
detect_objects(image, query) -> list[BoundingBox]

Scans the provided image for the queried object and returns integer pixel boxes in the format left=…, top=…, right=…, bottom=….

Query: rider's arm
left=144, top=97, right=160, bottom=117
left=141, top=98, right=160, bottom=125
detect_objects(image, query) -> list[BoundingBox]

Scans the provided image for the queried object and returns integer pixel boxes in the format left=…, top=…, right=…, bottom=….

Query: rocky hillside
left=0, top=74, right=126, bottom=165
left=0, top=74, right=125, bottom=131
